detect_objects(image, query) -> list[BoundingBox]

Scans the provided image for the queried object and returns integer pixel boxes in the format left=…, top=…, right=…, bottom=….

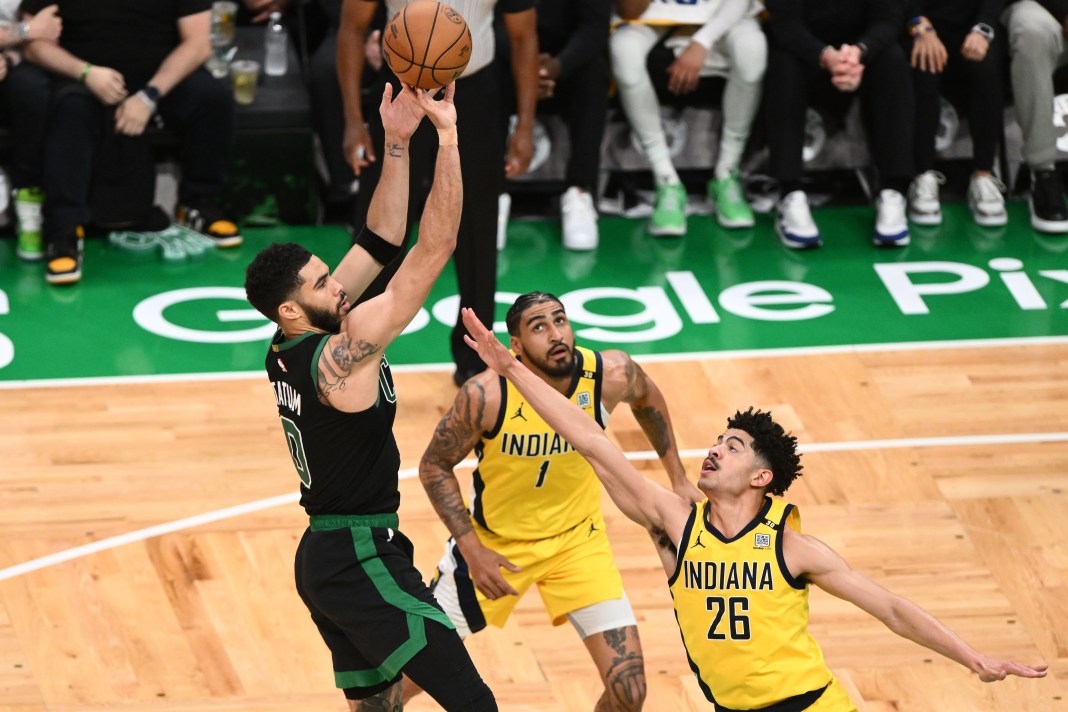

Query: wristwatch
left=136, top=85, right=162, bottom=114
left=16, top=21, right=30, bottom=42
left=972, top=22, right=995, bottom=41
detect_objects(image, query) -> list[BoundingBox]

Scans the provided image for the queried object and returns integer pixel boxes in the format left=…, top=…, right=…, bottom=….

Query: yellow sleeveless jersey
left=470, top=346, right=605, bottom=541
left=668, top=497, right=833, bottom=710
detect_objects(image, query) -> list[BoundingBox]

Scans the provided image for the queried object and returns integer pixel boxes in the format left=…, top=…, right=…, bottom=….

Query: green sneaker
left=708, top=171, right=755, bottom=228
left=14, top=187, right=44, bottom=261
left=649, top=183, right=687, bottom=236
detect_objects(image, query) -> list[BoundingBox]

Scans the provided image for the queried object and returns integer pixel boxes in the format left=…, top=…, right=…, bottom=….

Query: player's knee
left=351, top=681, right=402, bottom=710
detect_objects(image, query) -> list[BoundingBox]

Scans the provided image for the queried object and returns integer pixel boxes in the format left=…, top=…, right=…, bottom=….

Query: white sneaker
left=775, top=190, right=821, bottom=249
left=968, top=174, right=1008, bottom=226
left=907, top=170, right=945, bottom=225
left=561, top=186, right=599, bottom=250
left=874, top=189, right=910, bottom=246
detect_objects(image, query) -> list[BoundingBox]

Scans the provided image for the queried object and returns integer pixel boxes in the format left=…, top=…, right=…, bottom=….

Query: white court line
left=3, top=334, right=1068, bottom=390
left=3, top=430, right=1067, bottom=582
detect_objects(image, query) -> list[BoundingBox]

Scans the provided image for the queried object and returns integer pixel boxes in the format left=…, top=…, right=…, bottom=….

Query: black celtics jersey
left=265, top=328, right=400, bottom=515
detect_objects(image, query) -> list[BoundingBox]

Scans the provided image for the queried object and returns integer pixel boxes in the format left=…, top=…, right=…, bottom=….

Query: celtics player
left=244, top=83, right=496, bottom=711
left=458, top=307, right=1048, bottom=710
left=406, top=292, right=702, bottom=709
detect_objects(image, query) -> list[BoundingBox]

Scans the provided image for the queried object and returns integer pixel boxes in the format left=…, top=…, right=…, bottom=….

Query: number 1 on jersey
left=535, top=460, right=550, bottom=488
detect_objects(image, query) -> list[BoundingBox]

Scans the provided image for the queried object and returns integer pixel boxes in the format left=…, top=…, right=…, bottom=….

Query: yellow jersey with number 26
left=470, top=346, right=605, bottom=541
left=668, top=497, right=836, bottom=710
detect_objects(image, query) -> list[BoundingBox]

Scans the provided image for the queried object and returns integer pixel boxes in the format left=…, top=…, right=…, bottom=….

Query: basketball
left=382, top=1, right=472, bottom=90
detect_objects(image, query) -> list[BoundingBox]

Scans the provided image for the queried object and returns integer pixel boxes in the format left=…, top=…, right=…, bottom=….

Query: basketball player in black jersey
left=244, top=82, right=496, bottom=711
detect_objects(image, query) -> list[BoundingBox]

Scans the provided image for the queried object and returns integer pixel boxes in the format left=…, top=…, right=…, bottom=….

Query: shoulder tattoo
left=318, top=336, right=380, bottom=395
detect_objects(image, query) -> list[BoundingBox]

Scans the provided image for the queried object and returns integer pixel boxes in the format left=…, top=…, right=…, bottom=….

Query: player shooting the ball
left=245, top=82, right=498, bottom=711
left=458, top=306, right=1047, bottom=711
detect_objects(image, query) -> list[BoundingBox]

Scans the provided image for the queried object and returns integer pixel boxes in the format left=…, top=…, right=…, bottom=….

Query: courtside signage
left=0, top=212, right=1065, bottom=380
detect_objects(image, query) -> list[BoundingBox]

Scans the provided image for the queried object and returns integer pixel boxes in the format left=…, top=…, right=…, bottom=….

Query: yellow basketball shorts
left=431, top=511, right=624, bottom=630
left=806, top=677, right=858, bottom=712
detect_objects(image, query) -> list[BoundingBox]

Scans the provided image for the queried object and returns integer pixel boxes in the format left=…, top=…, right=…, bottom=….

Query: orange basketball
left=382, top=1, right=472, bottom=90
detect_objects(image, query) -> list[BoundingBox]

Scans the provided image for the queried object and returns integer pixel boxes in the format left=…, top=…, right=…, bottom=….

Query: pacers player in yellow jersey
left=458, top=307, right=1049, bottom=710
left=405, top=292, right=702, bottom=710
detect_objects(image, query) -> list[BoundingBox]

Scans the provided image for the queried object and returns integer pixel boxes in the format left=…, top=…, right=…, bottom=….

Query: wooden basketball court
left=2, top=341, right=1066, bottom=711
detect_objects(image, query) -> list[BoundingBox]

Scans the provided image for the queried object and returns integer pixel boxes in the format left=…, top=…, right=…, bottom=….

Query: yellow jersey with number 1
left=668, top=497, right=836, bottom=710
left=470, top=346, right=605, bottom=541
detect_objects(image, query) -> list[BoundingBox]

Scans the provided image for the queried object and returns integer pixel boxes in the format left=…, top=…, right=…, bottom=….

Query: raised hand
left=461, top=307, right=513, bottom=375
left=413, top=82, right=457, bottom=130
left=379, top=82, right=426, bottom=141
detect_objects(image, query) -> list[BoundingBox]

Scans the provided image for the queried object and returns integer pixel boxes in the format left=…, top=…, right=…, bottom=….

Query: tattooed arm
left=419, top=372, right=521, bottom=599
left=602, top=350, right=703, bottom=502
left=316, top=333, right=381, bottom=405
left=324, top=87, right=459, bottom=413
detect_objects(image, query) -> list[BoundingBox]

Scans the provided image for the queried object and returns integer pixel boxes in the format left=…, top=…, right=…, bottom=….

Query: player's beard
left=525, top=343, right=575, bottom=378
left=305, top=303, right=343, bottom=334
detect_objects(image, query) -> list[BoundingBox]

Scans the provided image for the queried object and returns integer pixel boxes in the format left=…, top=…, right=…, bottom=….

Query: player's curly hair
left=727, top=407, right=803, bottom=496
left=505, top=291, right=564, bottom=336
left=244, top=242, right=313, bottom=323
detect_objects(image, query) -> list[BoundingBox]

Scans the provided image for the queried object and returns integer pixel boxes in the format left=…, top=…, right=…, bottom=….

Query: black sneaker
left=1029, top=170, right=1068, bottom=233
left=45, top=226, right=85, bottom=285
left=175, top=202, right=243, bottom=247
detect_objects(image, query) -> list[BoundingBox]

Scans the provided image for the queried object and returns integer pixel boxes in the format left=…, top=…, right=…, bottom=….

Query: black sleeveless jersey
left=265, top=329, right=401, bottom=515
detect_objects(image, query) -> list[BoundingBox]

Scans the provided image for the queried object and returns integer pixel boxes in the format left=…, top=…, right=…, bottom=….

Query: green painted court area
left=1, top=200, right=1066, bottom=382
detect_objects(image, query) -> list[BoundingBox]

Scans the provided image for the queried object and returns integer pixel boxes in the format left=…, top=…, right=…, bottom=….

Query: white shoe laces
left=971, top=175, right=1006, bottom=204
left=780, top=191, right=815, bottom=227
left=911, top=171, right=945, bottom=203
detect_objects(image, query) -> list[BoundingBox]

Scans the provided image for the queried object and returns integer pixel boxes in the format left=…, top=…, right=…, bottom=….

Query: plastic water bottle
left=264, top=11, right=288, bottom=76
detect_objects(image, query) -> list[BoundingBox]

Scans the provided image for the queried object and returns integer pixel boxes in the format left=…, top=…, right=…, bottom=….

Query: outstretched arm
left=603, top=350, right=701, bottom=502
left=333, top=83, right=426, bottom=298
left=419, top=375, right=521, bottom=600
left=787, top=529, right=1049, bottom=682
left=320, top=86, right=458, bottom=413
left=343, top=83, right=460, bottom=348
left=461, top=308, right=691, bottom=536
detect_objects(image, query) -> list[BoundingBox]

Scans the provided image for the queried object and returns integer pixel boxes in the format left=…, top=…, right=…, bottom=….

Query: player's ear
left=278, top=299, right=302, bottom=323
left=509, top=334, right=522, bottom=355
left=751, top=468, right=773, bottom=490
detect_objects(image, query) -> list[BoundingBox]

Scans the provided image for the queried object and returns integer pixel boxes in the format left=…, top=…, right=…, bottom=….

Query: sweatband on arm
left=354, top=225, right=403, bottom=265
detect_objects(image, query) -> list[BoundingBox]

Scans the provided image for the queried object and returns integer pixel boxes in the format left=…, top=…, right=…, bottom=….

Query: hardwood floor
left=2, top=344, right=1066, bottom=711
